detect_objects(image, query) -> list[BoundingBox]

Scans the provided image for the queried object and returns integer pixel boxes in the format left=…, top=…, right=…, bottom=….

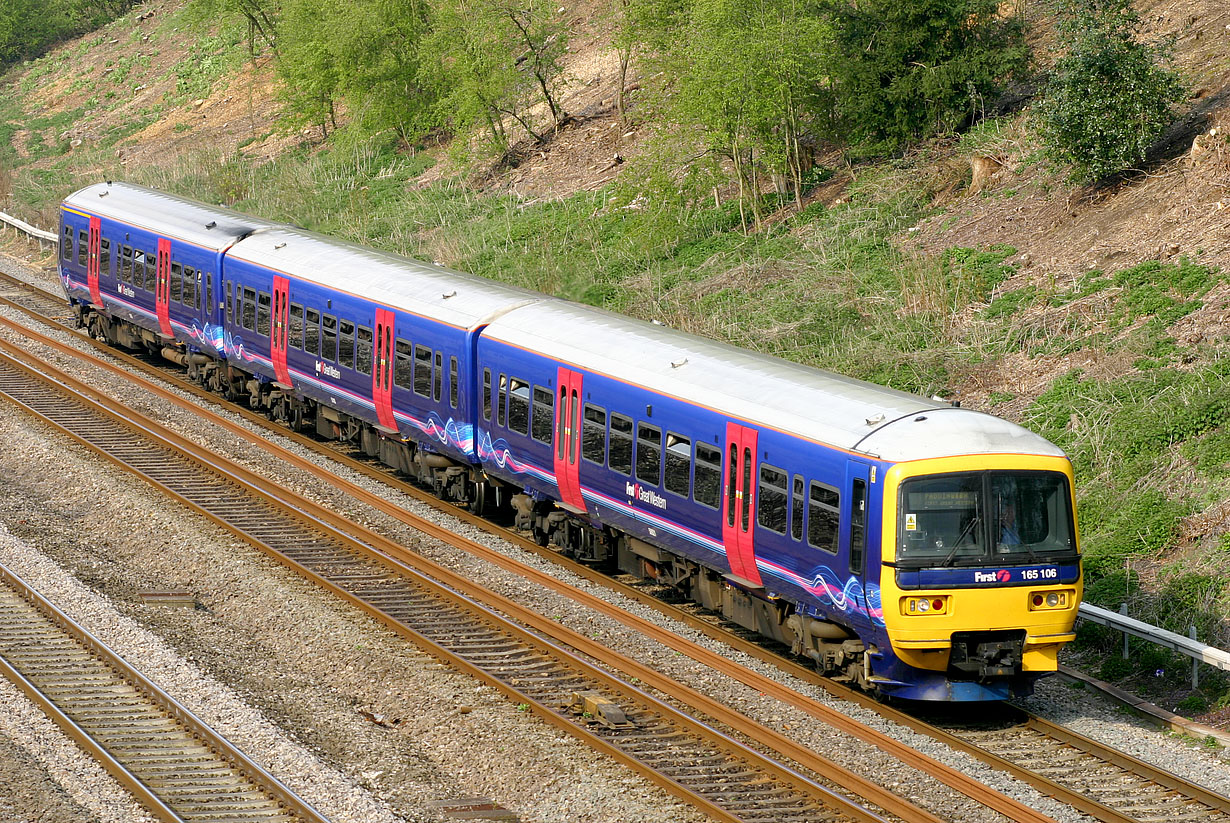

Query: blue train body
left=60, top=182, right=1083, bottom=702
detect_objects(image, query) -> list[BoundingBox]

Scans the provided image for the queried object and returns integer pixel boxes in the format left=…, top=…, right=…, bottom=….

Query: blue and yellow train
left=59, top=182, right=1082, bottom=701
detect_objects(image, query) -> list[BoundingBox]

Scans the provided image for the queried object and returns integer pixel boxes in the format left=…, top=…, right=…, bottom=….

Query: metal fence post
left=1120, top=603, right=1129, bottom=659
left=1190, top=625, right=1199, bottom=689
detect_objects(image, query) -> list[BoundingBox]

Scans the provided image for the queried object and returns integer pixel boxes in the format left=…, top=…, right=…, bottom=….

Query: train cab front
left=876, top=456, right=1082, bottom=701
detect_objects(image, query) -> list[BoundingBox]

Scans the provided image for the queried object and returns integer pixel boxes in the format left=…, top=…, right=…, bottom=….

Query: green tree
left=824, top=0, right=1029, bottom=153
left=275, top=0, right=342, bottom=138
left=425, top=0, right=569, bottom=153
left=1035, top=0, right=1187, bottom=182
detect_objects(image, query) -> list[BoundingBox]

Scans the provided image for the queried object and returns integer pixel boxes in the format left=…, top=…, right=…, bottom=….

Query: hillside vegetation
left=3, top=0, right=1230, bottom=719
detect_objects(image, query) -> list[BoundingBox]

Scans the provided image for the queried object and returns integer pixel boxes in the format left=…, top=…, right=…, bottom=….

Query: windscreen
left=896, top=471, right=1076, bottom=568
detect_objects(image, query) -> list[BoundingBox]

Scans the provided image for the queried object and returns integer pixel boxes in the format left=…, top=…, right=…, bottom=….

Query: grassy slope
left=3, top=1, right=1229, bottom=715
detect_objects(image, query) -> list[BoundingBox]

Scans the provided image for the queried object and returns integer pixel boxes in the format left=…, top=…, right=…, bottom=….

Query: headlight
left=901, top=596, right=948, bottom=615
left=1029, top=589, right=1075, bottom=611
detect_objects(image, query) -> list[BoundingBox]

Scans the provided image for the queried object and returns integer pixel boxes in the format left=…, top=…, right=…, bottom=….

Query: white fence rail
left=1078, top=602, right=1230, bottom=687
left=0, top=211, right=57, bottom=249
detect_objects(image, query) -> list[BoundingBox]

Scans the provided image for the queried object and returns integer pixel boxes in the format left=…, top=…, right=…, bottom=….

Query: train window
left=321, top=314, right=337, bottom=360
left=497, top=373, right=507, bottom=427
left=582, top=404, right=606, bottom=464
left=741, top=448, right=752, bottom=530
left=394, top=339, right=412, bottom=389
left=171, top=262, right=183, bottom=304
left=225, top=282, right=233, bottom=323
left=807, top=482, right=840, bottom=555
left=791, top=475, right=804, bottom=541
left=433, top=351, right=442, bottom=401
left=635, top=423, right=661, bottom=485
left=206, top=277, right=213, bottom=316
left=356, top=326, right=372, bottom=375
left=850, top=479, right=867, bottom=574
left=531, top=386, right=553, bottom=444
left=242, top=287, right=257, bottom=331
left=665, top=433, right=691, bottom=497
left=289, top=303, right=304, bottom=349
left=99, top=239, right=111, bottom=276
left=120, top=245, right=133, bottom=283
left=482, top=369, right=492, bottom=421
left=757, top=466, right=788, bottom=535
left=184, top=266, right=196, bottom=308
left=508, top=378, right=530, bottom=435
left=61, top=226, right=72, bottom=260
left=257, top=292, right=271, bottom=337
left=693, top=442, right=722, bottom=509
left=609, top=414, right=633, bottom=475
left=449, top=357, right=459, bottom=409
left=135, top=250, right=150, bottom=290
left=727, top=444, right=738, bottom=527
left=77, top=230, right=87, bottom=267
left=305, top=309, right=321, bottom=355
left=414, top=345, right=432, bottom=397
left=339, top=320, right=355, bottom=369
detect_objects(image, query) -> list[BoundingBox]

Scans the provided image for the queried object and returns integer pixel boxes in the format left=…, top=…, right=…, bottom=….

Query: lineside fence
left=0, top=211, right=57, bottom=251
left=3, top=208, right=1228, bottom=692
left=1078, top=602, right=1230, bottom=688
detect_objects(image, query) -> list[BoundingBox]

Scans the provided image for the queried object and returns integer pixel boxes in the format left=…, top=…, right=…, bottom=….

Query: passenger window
left=850, top=479, right=867, bottom=574
left=414, top=345, right=432, bottom=397
left=507, top=378, right=530, bottom=435
left=791, top=475, right=805, bottom=541
left=321, top=314, right=337, bottom=360
left=609, top=414, right=633, bottom=475
left=394, top=339, right=412, bottom=389
left=482, top=369, right=492, bottom=421
left=289, top=303, right=304, bottom=349
left=183, top=266, right=196, bottom=308
left=356, top=325, right=372, bottom=375
left=171, top=262, right=183, bottom=304
left=635, top=423, right=661, bottom=484
left=257, top=291, right=271, bottom=337
left=99, top=239, right=111, bottom=276
left=61, top=226, right=72, bottom=260
left=121, top=245, right=133, bottom=284
left=339, top=320, right=355, bottom=369
left=693, top=442, right=722, bottom=509
left=808, top=482, right=840, bottom=555
left=242, top=287, right=257, bottom=331
left=225, top=282, right=233, bottom=323
left=77, top=230, right=87, bottom=267
left=727, top=445, right=738, bottom=527
left=305, top=308, right=321, bottom=355
left=665, top=433, right=691, bottom=497
left=497, top=374, right=507, bottom=427
left=134, top=250, right=148, bottom=290
left=582, top=404, right=606, bottom=464
left=450, top=357, right=459, bottom=409
left=206, top=277, right=213, bottom=316
left=433, top=351, right=442, bottom=401
left=531, top=386, right=554, bottom=444
left=757, top=466, right=788, bottom=535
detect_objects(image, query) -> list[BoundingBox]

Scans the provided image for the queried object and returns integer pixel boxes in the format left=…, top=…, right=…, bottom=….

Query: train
left=58, top=181, right=1082, bottom=701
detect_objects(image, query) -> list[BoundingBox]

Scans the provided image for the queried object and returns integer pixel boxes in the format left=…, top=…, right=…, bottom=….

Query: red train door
left=86, top=216, right=102, bottom=307
left=155, top=238, right=172, bottom=337
left=722, top=422, right=763, bottom=587
left=552, top=367, right=586, bottom=513
left=271, top=276, right=292, bottom=386
left=373, top=308, right=397, bottom=432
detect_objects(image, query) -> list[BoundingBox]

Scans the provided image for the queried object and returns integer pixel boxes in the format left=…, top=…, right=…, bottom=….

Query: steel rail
left=0, top=340, right=919, bottom=823
left=0, top=281, right=1061, bottom=822
left=0, top=561, right=327, bottom=823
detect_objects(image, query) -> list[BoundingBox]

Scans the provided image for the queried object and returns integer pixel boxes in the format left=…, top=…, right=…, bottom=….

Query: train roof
left=226, top=227, right=545, bottom=330
left=61, top=182, right=282, bottom=250
left=483, top=301, right=1066, bottom=463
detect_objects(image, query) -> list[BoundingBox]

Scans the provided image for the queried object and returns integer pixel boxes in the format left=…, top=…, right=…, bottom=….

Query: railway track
left=0, top=317, right=935, bottom=823
left=0, top=560, right=326, bottom=823
left=3, top=265, right=1229, bottom=823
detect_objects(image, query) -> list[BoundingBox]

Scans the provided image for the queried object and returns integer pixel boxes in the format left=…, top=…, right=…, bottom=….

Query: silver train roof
left=62, top=182, right=281, bottom=250
left=483, top=301, right=1065, bottom=464
left=227, top=227, right=545, bottom=330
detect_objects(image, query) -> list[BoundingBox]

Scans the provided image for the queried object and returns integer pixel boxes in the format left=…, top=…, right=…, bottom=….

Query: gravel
left=2, top=244, right=1227, bottom=823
